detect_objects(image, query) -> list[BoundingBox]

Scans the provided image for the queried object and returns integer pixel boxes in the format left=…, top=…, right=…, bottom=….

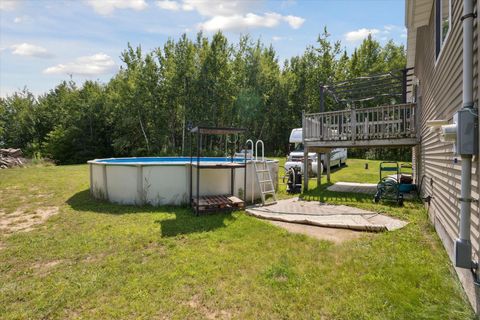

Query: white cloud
left=10, top=43, right=53, bottom=58
left=345, top=28, right=380, bottom=43
left=181, top=0, right=255, bottom=17
left=155, top=0, right=257, bottom=16
left=13, top=15, right=29, bottom=23
left=198, top=12, right=304, bottom=32
left=272, top=36, right=292, bottom=42
left=156, top=0, right=305, bottom=31
left=0, top=0, right=19, bottom=11
left=345, top=25, right=407, bottom=43
left=388, top=25, right=407, bottom=39
left=43, top=53, right=117, bottom=76
left=384, top=25, right=394, bottom=32
left=199, top=12, right=282, bottom=31
left=86, top=0, right=147, bottom=15
left=181, top=2, right=194, bottom=11
left=283, top=15, right=304, bottom=29
left=156, top=0, right=180, bottom=11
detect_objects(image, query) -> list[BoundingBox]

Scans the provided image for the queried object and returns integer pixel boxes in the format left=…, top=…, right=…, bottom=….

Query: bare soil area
left=268, top=220, right=370, bottom=244
left=0, top=206, right=59, bottom=234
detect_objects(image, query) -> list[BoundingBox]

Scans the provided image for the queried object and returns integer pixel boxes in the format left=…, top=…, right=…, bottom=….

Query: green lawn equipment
left=374, top=161, right=404, bottom=206
left=398, top=163, right=416, bottom=193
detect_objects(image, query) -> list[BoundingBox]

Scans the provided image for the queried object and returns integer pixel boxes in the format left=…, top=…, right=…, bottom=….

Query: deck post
left=320, top=86, right=325, bottom=139
left=302, top=110, right=309, bottom=191
left=326, top=151, right=331, bottom=183
left=303, top=145, right=309, bottom=191
left=317, top=152, right=321, bottom=187
left=350, top=108, right=356, bottom=142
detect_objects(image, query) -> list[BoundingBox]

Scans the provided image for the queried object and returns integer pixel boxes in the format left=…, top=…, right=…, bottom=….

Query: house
left=406, top=0, right=480, bottom=311
left=301, top=0, right=479, bottom=312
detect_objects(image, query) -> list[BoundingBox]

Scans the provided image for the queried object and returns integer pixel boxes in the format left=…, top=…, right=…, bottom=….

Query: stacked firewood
left=0, top=148, right=24, bottom=169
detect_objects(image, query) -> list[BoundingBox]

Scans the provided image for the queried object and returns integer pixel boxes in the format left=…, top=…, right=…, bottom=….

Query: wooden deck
left=303, top=103, right=419, bottom=148
left=192, top=195, right=245, bottom=214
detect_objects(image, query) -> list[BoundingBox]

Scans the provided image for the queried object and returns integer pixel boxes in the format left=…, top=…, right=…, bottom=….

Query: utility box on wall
left=456, top=109, right=478, bottom=156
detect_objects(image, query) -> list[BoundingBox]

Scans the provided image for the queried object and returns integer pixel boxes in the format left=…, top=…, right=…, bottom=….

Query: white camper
left=285, top=128, right=347, bottom=175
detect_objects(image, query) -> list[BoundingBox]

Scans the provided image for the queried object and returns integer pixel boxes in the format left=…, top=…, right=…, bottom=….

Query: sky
left=0, top=0, right=407, bottom=97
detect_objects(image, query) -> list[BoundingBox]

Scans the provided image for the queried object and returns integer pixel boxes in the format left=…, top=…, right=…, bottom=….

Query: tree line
left=0, top=29, right=408, bottom=164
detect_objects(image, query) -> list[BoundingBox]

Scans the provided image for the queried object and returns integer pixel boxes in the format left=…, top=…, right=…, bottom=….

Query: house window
left=435, top=0, right=451, bottom=58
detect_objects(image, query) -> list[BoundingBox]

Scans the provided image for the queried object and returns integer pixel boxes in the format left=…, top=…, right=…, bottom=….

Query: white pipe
left=460, top=0, right=474, bottom=241
left=455, top=0, right=475, bottom=269
left=463, top=0, right=474, bottom=108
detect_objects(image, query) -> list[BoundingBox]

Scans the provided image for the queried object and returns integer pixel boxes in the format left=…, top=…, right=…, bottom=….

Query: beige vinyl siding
left=414, top=0, right=480, bottom=309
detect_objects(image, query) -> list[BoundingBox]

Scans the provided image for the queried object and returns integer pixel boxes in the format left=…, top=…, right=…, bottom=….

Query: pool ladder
left=247, top=140, right=277, bottom=206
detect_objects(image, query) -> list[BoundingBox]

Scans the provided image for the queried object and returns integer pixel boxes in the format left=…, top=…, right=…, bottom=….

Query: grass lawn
left=0, top=159, right=475, bottom=319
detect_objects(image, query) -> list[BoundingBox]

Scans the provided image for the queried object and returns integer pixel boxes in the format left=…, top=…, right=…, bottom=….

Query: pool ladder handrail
left=255, top=140, right=265, bottom=162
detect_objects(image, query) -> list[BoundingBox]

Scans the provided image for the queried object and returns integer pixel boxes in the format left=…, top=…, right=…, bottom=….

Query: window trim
left=435, top=0, right=452, bottom=62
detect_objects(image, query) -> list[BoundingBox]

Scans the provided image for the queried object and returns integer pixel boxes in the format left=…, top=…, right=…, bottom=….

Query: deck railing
left=304, top=103, right=417, bottom=142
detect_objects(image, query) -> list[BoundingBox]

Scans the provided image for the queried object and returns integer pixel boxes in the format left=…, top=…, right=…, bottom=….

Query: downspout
left=455, top=0, right=478, bottom=274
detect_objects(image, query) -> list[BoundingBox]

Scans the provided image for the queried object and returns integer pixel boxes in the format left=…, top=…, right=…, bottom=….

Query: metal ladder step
left=253, top=156, right=277, bottom=206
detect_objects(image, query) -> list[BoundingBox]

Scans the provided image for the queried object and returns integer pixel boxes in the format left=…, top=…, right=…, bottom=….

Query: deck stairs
left=248, top=140, right=277, bottom=206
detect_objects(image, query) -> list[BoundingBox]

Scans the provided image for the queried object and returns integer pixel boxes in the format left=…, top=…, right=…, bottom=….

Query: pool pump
left=286, top=166, right=302, bottom=194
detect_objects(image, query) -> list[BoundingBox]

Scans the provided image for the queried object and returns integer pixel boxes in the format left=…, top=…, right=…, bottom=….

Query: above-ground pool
left=88, top=157, right=279, bottom=206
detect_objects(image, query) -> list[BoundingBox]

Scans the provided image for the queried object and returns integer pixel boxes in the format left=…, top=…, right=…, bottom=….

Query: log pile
left=0, top=148, right=25, bottom=169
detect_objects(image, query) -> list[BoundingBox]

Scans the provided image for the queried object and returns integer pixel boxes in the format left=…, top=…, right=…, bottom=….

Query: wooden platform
left=192, top=195, right=245, bottom=214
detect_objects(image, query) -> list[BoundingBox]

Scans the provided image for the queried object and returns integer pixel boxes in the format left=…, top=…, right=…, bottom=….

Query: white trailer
left=284, top=128, right=347, bottom=175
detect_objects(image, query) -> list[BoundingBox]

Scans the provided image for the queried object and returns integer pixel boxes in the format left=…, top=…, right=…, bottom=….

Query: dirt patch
left=187, top=294, right=232, bottom=319
left=0, top=206, right=59, bottom=234
left=83, top=253, right=107, bottom=264
left=268, top=220, right=370, bottom=244
left=33, top=259, right=65, bottom=276
left=33, top=253, right=107, bottom=277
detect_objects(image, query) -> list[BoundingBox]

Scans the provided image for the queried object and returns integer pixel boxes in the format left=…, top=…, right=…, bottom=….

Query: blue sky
left=0, top=0, right=407, bottom=97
